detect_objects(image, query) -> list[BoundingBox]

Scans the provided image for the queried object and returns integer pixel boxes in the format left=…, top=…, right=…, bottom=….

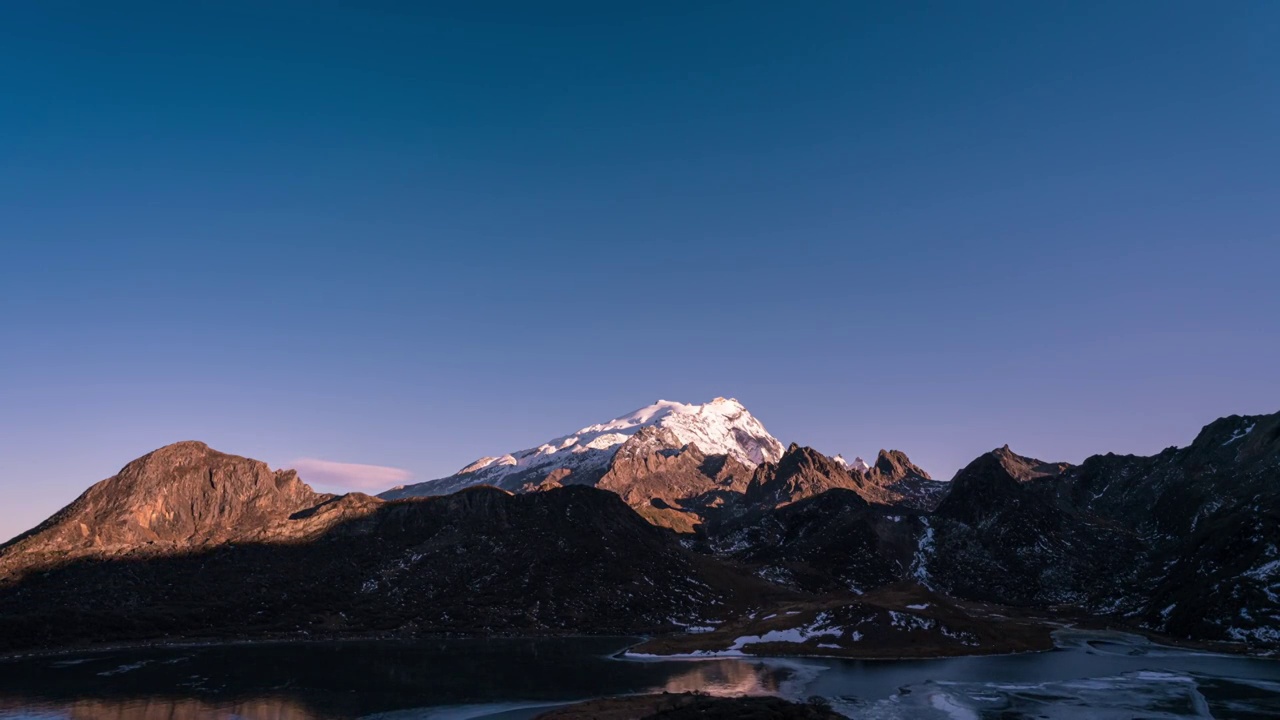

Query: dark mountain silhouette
left=925, top=445, right=1140, bottom=607
left=703, top=488, right=920, bottom=594
left=925, top=412, right=1280, bottom=646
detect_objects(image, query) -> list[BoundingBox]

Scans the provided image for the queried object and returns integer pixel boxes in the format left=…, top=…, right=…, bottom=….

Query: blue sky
left=2, top=2, right=1278, bottom=541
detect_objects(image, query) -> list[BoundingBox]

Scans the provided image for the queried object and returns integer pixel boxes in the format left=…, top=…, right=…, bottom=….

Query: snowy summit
left=380, top=397, right=784, bottom=498
left=833, top=454, right=872, bottom=473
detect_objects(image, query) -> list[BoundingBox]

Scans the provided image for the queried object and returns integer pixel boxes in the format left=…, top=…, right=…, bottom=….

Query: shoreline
left=0, top=630, right=649, bottom=663
left=2, top=623, right=1268, bottom=665
left=614, top=641, right=1055, bottom=663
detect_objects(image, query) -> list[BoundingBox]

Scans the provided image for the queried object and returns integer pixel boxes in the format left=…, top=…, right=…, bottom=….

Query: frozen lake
left=0, top=631, right=1276, bottom=719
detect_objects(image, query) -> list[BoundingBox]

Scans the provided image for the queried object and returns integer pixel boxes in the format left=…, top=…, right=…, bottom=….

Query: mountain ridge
left=2, top=403, right=1277, bottom=655
left=380, top=397, right=785, bottom=499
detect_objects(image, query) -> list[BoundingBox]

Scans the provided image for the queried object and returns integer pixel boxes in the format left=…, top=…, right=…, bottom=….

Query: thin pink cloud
left=289, top=458, right=412, bottom=492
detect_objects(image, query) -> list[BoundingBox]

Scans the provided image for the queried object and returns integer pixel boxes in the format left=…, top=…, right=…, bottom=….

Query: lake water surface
left=0, top=632, right=1277, bottom=719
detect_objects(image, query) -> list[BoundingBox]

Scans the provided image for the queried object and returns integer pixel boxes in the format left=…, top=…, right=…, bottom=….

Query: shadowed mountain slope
left=0, top=445, right=776, bottom=653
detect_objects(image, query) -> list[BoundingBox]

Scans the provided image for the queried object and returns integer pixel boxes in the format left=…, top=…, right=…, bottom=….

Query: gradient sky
left=2, top=2, right=1278, bottom=542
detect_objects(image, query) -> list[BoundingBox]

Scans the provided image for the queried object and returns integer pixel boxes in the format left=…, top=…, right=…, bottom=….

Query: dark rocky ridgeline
left=1066, top=411, right=1280, bottom=646
left=924, top=446, right=1144, bottom=609
left=563, top=435, right=942, bottom=533
left=922, top=412, right=1280, bottom=647
left=742, top=443, right=947, bottom=513
left=400, top=427, right=945, bottom=535
left=698, top=410, right=1279, bottom=649
left=744, top=444, right=863, bottom=508
left=0, top=444, right=766, bottom=654
left=501, top=437, right=944, bottom=534
left=702, top=489, right=920, bottom=594
left=934, top=445, right=1072, bottom=522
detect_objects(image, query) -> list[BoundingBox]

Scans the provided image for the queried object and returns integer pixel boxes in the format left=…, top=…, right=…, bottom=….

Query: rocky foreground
left=0, top=404, right=1276, bottom=657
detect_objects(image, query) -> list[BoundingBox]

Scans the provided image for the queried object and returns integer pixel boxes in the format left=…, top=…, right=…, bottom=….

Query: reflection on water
left=0, top=633, right=1277, bottom=720
left=52, top=699, right=318, bottom=720
left=655, top=657, right=822, bottom=697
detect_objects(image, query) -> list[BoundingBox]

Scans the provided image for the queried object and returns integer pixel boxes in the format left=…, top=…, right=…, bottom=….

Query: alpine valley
left=2, top=397, right=1278, bottom=662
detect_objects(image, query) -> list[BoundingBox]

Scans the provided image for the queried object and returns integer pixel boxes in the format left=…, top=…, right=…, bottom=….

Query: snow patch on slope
left=1223, top=423, right=1256, bottom=446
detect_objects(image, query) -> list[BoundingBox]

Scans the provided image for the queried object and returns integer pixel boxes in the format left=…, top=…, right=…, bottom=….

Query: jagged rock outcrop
left=856, top=449, right=950, bottom=511
left=592, top=427, right=754, bottom=532
left=519, top=467, right=572, bottom=493
left=597, top=427, right=750, bottom=506
left=745, top=444, right=862, bottom=508
left=742, top=444, right=945, bottom=512
left=933, top=445, right=1071, bottom=524
left=869, top=450, right=932, bottom=483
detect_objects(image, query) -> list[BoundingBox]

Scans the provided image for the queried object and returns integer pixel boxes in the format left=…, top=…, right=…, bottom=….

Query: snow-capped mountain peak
left=380, top=397, right=784, bottom=499
left=832, top=454, right=872, bottom=473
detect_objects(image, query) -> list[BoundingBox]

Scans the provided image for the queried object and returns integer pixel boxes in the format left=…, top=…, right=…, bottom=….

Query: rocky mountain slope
left=1073, top=412, right=1280, bottom=645
left=859, top=449, right=951, bottom=510
left=0, top=441, right=332, bottom=574
left=380, top=398, right=944, bottom=522
left=924, top=445, right=1143, bottom=608
left=593, top=426, right=755, bottom=532
left=741, top=444, right=943, bottom=512
left=920, top=412, right=1280, bottom=647
left=703, top=488, right=921, bottom=594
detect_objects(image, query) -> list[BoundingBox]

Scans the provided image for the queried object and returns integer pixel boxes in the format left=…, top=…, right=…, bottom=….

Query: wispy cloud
left=289, top=458, right=412, bottom=492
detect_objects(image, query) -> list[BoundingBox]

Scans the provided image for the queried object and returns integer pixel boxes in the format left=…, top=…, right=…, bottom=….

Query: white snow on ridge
left=1223, top=423, right=1256, bottom=447
left=380, top=397, right=784, bottom=499
left=832, top=454, right=871, bottom=473
left=576, top=397, right=784, bottom=466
